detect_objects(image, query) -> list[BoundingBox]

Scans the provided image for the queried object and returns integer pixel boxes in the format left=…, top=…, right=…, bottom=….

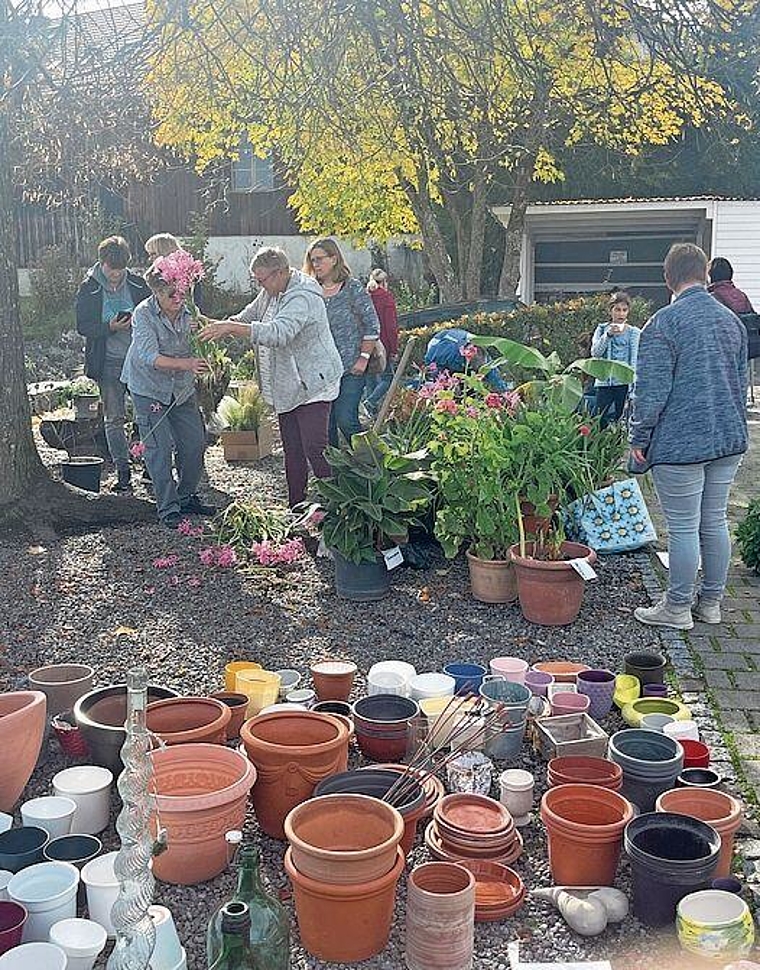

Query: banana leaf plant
left=316, top=431, right=434, bottom=564
left=470, top=335, right=634, bottom=410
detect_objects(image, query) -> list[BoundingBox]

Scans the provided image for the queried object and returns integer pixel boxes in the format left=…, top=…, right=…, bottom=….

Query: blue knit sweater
left=629, top=285, right=748, bottom=471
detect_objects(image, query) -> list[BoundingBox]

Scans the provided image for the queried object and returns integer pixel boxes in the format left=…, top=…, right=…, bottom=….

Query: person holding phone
left=75, top=236, right=149, bottom=492
left=591, top=291, right=640, bottom=427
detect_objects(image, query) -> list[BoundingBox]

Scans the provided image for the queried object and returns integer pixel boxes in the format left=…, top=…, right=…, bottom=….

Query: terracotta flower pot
left=146, top=697, right=231, bottom=746
left=655, top=788, right=743, bottom=878
left=540, top=783, right=634, bottom=886
left=241, top=712, right=350, bottom=839
left=209, top=692, right=249, bottom=739
left=547, top=757, right=623, bottom=791
left=309, top=661, right=357, bottom=702
left=532, top=661, right=589, bottom=684
left=510, top=541, right=597, bottom=626
left=406, top=862, right=476, bottom=970
left=0, top=692, right=47, bottom=813
left=284, top=793, right=404, bottom=884
left=150, top=743, right=256, bottom=885
left=465, top=551, right=517, bottom=604
left=28, top=665, right=94, bottom=718
left=285, top=846, right=404, bottom=963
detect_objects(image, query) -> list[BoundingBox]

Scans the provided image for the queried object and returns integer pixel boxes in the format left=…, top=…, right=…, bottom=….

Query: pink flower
left=129, top=441, right=146, bottom=458
left=187, top=575, right=202, bottom=588
left=427, top=362, right=438, bottom=374
left=418, top=383, right=437, bottom=400
left=306, top=509, right=325, bottom=526
left=169, top=574, right=180, bottom=587
left=465, top=406, right=480, bottom=418
left=178, top=518, right=204, bottom=538
left=578, top=424, right=592, bottom=437
left=460, top=343, right=478, bottom=362
left=153, top=554, right=179, bottom=569
left=251, top=538, right=305, bottom=566
left=153, top=250, right=205, bottom=298
left=434, top=398, right=458, bottom=415
left=199, top=547, right=217, bottom=566
left=484, top=393, right=503, bottom=410
left=150, top=402, right=162, bottom=413
left=502, top=391, right=520, bottom=415
left=216, top=545, right=238, bottom=568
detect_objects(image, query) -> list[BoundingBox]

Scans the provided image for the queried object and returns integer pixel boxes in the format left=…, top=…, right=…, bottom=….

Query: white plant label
left=569, top=558, right=597, bottom=581
left=382, top=546, right=404, bottom=570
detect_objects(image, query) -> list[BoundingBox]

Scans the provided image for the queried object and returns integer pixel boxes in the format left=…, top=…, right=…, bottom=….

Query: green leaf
left=470, top=336, right=553, bottom=373
left=567, top=357, right=635, bottom=385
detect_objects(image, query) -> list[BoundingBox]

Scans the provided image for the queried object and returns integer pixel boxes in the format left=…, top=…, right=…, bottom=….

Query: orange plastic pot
left=540, top=783, right=634, bottom=886
left=241, top=712, right=350, bottom=839
left=655, top=788, right=743, bottom=878
left=285, top=846, right=404, bottom=962
left=510, top=542, right=597, bottom=626
left=547, top=757, right=623, bottom=791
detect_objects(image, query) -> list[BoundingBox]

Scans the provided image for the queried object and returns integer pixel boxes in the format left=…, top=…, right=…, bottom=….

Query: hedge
left=398, top=294, right=651, bottom=368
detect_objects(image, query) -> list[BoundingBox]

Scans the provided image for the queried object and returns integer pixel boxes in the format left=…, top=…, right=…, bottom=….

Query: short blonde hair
left=367, top=268, right=388, bottom=292
left=303, top=237, right=350, bottom=283
left=250, top=247, right=290, bottom=274
left=145, top=233, right=181, bottom=258
left=664, top=243, right=708, bottom=291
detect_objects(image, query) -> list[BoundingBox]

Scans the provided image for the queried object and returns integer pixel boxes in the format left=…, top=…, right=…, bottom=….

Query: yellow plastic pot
left=613, top=674, right=640, bottom=710
left=621, top=697, right=691, bottom=728
left=236, top=669, right=281, bottom=716
left=224, top=661, right=262, bottom=692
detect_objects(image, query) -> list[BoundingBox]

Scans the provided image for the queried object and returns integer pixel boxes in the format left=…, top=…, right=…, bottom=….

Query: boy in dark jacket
left=75, top=236, right=150, bottom=491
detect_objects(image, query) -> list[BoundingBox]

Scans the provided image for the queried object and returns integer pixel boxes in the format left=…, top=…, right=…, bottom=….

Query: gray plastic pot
left=609, top=729, right=684, bottom=812
left=333, top=552, right=392, bottom=602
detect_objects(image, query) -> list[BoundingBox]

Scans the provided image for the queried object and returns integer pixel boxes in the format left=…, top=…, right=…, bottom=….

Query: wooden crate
left=221, top=422, right=273, bottom=462
left=534, top=713, right=608, bottom=760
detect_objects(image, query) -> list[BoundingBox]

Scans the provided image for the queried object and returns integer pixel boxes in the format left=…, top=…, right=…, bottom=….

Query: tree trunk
left=464, top=173, right=487, bottom=300
left=399, top=168, right=463, bottom=303
left=497, top=165, right=531, bottom=300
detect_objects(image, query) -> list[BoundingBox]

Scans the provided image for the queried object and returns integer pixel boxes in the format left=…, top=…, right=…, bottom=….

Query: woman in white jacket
left=199, top=247, right=343, bottom=506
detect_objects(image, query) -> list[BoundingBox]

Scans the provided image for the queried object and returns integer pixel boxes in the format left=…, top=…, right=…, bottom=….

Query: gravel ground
left=0, top=438, right=693, bottom=970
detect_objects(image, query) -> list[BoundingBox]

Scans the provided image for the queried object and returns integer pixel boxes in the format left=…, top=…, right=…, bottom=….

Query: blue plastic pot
left=443, top=663, right=487, bottom=694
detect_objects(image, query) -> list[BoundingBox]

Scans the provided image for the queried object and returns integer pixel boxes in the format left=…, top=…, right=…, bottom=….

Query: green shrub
left=217, top=383, right=268, bottom=432
left=736, top=500, right=760, bottom=573
left=23, top=246, right=81, bottom=341
left=399, top=294, right=650, bottom=368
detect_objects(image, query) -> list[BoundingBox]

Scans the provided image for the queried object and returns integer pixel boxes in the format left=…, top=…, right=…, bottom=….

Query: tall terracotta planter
left=655, top=788, right=743, bottom=879
left=540, top=783, right=634, bottom=886
left=241, top=712, right=350, bottom=839
left=509, top=541, right=597, bottom=626
left=0, top=692, right=47, bottom=812
left=465, top=551, right=517, bottom=604
left=406, top=862, right=476, bottom=970
left=285, top=846, right=404, bottom=962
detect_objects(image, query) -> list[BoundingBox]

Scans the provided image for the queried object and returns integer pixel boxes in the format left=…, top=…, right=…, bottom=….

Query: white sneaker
left=693, top=598, right=721, bottom=624
left=634, top=597, right=694, bottom=630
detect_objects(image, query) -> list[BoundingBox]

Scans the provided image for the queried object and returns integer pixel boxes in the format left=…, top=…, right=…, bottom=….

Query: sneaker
left=180, top=494, right=218, bottom=517
left=162, top=512, right=183, bottom=530
left=693, top=598, right=722, bottom=624
left=634, top=597, right=694, bottom=631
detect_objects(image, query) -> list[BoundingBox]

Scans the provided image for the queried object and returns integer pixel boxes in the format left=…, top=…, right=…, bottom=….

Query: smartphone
left=115, top=311, right=132, bottom=322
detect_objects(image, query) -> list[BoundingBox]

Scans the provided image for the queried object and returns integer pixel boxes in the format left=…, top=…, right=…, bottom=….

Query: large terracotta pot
left=510, top=541, right=597, bottom=626
left=28, top=665, right=94, bottom=718
left=540, top=783, right=634, bottom=886
left=547, top=757, right=623, bottom=791
left=465, top=551, right=517, bottom=604
left=406, top=862, right=476, bottom=970
left=285, top=846, right=404, bottom=962
left=146, top=697, right=231, bottom=746
left=150, top=743, right=256, bottom=885
left=655, top=788, right=743, bottom=879
left=0, top=692, right=47, bottom=812
left=284, top=793, right=403, bottom=884
left=241, top=712, right=349, bottom=839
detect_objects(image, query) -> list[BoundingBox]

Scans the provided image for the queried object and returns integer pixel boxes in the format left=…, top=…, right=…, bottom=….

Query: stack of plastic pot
left=608, top=729, right=684, bottom=812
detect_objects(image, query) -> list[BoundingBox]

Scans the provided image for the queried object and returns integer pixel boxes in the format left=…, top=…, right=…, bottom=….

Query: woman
left=708, top=257, right=755, bottom=314
left=303, top=238, right=380, bottom=445
left=591, top=291, right=639, bottom=427
left=199, top=247, right=343, bottom=507
left=120, top=261, right=214, bottom=528
left=630, top=243, right=748, bottom=630
left=145, top=233, right=181, bottom=259
left=364, top=268, right=399, bottom=415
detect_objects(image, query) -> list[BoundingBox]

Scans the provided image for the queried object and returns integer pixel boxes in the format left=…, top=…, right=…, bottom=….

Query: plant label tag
left=382, top=546, right=404, bottom=571
left=569, top=558, right=597, bottom=581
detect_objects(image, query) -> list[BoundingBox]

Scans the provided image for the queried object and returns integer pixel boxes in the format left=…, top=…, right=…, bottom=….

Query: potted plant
left=217, top=384, right=272, bottom=462
left=68, top=377, right=101, bottom=422
left=316, top=431, right=434, bottom=601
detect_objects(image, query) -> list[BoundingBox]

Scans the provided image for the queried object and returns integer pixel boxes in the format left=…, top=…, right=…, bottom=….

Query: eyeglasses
left=253, top=269, right=280, bottom=286
left=309, top=253, right=332, bottom=264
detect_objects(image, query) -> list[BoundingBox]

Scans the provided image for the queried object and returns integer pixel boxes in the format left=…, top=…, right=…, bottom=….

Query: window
left=231, top=136, right=275, bottom=193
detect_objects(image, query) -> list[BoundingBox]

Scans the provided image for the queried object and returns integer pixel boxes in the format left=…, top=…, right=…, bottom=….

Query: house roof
left=530, top=195, right=760, bottom=206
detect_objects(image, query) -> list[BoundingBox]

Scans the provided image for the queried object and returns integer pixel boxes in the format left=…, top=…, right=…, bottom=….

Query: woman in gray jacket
left=199, top=247, right=343, bottom=506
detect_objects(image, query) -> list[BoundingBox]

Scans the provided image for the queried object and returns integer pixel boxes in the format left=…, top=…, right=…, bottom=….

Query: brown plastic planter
left=146, top=697, right=231, bottom=746
left=209, top=692, right=249, bottom=740
left=284, top=793, right=404, bottom=884
left=406, top=862, right=476, bottom=970
left=540, top=783, right=634, bottom=886
left=285, top=845, right=404, bottom=962
left=309, top=661, right=357, bottom=702
left=655, top=787, right=743, bottom=878
left=547, top=757, right=623, bottom=791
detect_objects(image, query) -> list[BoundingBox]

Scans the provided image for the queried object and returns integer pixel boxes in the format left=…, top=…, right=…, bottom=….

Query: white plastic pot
left=21, top=797, right=77, bottom=840
left=663, top=719, right=700, bottom=743
left=149, top=905, right=184, bottom=970
left=52, top=766, right=113, bottom=835
left=0, top=941, right=68, bottom=969
left=7, top=861, right=79, bottom=943
left=80, top=851, right=118, bottom=937
left=49, top=917, right=107, bottom=970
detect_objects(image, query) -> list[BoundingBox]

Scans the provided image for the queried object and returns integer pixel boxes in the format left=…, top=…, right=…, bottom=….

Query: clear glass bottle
left=207, top=845, right=290, bottom=969
left=208, top=902, right=258, bottom=969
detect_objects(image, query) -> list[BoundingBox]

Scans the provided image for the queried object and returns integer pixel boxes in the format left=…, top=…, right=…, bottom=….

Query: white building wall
left=712, top=202, right=760, bottom=310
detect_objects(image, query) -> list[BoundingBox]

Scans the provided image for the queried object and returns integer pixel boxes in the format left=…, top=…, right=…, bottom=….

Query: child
left=591, top=291, right=639, bottom=427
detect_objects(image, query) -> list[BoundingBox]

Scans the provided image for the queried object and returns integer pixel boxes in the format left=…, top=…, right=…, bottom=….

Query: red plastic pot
left=680, top=740, right=710, bottom=769
left=0, top=901, right=26, bottom=954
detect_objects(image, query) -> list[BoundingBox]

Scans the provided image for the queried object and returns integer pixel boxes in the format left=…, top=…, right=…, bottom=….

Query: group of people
left=75, top=235, right=399, bottom=526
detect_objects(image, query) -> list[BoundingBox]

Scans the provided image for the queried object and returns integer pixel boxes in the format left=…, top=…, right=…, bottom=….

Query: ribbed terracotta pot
left=241, top=712, right=350, bottom=839
left=406, top=862, right=476, bottom=970
left=547, top=757, right=623, bottom=791
left=285, top=845, right=404, bottom=962
left=0, top=692, right=47, bottom=813
left=284, top=794, right=404, bottom=885
left=465, top=551, right=517, bottom=604
left=150, top=743, right=256, bottom=884
left=655, top=788, right=743, bottom=879
left=146, top=697, right=231, bottom=746
left=540, top=783, right=634, bottom=886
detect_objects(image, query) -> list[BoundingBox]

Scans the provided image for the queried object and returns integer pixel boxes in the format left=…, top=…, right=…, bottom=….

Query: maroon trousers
left=278, top=401, right=332, bottom=507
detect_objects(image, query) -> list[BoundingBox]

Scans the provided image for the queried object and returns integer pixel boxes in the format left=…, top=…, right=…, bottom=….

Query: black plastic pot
left=313, top=768, right=424, bottom=814
left=624, top=652, right=667, bottom=686
left=624, top=811, right=721, bottom=926
left=44, top=834, right=102, bottom=906
left=312, top=701, right=353, bottom=719
left=333, top=551, right=391, bottom=602
left=352, top=695, right=419, bottom=725
left=61, top=456, right=104, bottom=493
left=677, top=768, right=722, bottom=789
left=0, top=826, right=48, bottom=873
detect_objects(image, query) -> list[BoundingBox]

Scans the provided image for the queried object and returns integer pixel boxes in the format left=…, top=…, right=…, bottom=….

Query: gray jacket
left=233, top=270, right=343, bottom=414
left=629, top=285, right=748, bottom=470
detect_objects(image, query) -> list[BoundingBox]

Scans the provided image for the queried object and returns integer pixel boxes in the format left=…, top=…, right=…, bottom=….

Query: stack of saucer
left=424, top=793, right=522, bottom=865
left=454, top=859, right=526, bottom=922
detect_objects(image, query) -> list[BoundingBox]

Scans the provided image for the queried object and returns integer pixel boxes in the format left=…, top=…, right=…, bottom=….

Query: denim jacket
left=120, top=296, right=196, bottom=404
left=591, top=323, right=640, bottom=386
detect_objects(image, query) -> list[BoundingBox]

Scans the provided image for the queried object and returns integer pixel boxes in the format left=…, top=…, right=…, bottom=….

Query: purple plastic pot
left=0, top=901, right=26, bottom=954
left=576, top=669, right=616, bottom=720
left=643, top=684, right=669, bottom=698
left=524, top=670, right=554, bottom=697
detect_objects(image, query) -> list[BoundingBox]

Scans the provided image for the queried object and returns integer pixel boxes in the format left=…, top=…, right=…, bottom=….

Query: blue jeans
left=98, top=361, right=130, bottom=472
left=652, top=454, right=742, bottom=606
left=365, top=362, right=394, bottom=413
left=132, top=392, right=206, bottom=521
left=329, top=373, right=365, bottom=447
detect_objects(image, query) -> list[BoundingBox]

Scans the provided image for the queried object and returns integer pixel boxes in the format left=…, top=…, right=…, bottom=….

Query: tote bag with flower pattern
left=564, top=478, right=657, bottom=554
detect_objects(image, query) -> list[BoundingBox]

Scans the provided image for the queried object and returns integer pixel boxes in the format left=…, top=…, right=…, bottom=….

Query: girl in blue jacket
left=591, top=291, right=640, bottom=427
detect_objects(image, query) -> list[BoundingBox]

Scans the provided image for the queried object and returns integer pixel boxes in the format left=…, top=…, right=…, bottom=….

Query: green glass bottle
left=207, top=845, right=290, bottom=970
left=208, top=902, right=257, bottom=970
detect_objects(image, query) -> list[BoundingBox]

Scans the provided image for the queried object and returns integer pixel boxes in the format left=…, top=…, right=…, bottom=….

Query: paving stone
left=704, top=669, right=733, bottom=689
left=688, top=635, right=722, bottom=653
left=699, top=653, right=754, bottom=671
left=734, top=734, right=760, bottom=758
left=721, top=710, right=753, bottom=731
left=726, top=624, right=760, bottom=639
left=678, top=678, right=705, bottom=693
left=720, top=691, right=760, bottom=711
left=718, top=639, right=760, bottom=655
left=719, top=671, right=760, bottom=690
left=740, top=759, right=760, bottom=795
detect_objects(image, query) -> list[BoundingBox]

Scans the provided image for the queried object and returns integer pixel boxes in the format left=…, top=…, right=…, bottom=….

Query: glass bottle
left=208, top=902, right=258, bottom=970
left=207, top=845, right=290, bottom=969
